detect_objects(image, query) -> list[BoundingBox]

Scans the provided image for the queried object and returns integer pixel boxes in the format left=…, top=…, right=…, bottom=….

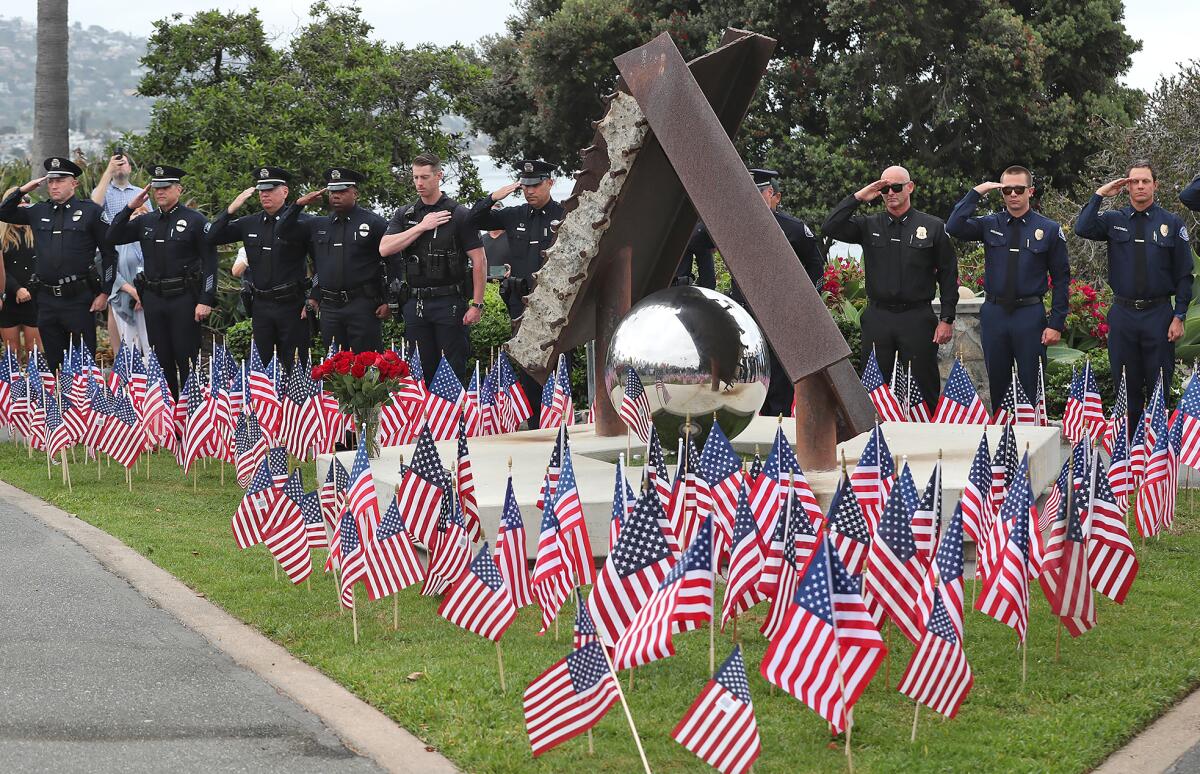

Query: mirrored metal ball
left=604, top=286, right=769, bottom=448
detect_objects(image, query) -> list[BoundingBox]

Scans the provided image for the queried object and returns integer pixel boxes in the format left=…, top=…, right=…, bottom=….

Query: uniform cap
left=750, top=168, right=780, bottom=188
left=43, top=157, right=82, bottom=178
left=324, top=167, right=363, bottom=191
left=149, top=164, right=186, bottom=188
left=515, top=159, right=555, bottom=186
left=254, top=166, right=292, bottom=190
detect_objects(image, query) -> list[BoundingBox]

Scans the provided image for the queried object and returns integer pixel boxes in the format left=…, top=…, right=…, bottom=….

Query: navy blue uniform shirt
left=0, top=189, right=116, bottom=287
left=107, top=203, right=217, bottom=305
left=279, top=204, right=387, bottom=297
left=206, top=206, right=313, bottom=291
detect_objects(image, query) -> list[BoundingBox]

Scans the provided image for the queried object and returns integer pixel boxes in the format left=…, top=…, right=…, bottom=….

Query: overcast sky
left=10, top=0, right=1196, bottom=93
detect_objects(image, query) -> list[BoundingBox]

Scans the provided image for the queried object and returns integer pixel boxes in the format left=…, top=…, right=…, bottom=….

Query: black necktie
left=263, top=215, right=276, bottom=287
left=1002, top=219, right=1022, bottom=311
left=1134, top=214, right=1147, bottom=298
left=50, top=205, right=66, bottom=275
left=331, top=217, right=346, bottom=290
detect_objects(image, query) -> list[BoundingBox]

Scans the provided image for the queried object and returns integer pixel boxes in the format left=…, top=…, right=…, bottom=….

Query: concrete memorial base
left=316, top=417, right=1060, bottom=559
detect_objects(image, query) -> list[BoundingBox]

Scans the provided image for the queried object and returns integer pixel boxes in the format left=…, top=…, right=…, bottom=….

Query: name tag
left=333, top=242, right=343, bottom=247
left=1113, top=226, right=1128, bottom=232
left=156, top=239, right=165, bottom=243
left=248, top=233, right=258, bottom=238
left=989, top=229, right=1004, bottom=237
left=261, top=246, right=272, bottom=251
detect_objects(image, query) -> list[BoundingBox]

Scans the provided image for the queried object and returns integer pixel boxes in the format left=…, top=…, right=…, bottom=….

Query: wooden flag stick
left=598, top=640, right=652, bottom=774
left=1021, top=632, right=1028, bottom=686
left=393, top=594, right=399, bottom=631
left=126, top=465, right=132, bottom=492
left=47, top=450, right=52, bottom=480
left=1056, top=620, right=1062, bottom=662
left=709, top=516, right=716, bottom=678
left=220, top=460, right=225, bottom=487
left=62, top=450, right=72, bottom=493
left=885, top=623, right=891, bottom=687
left=588, top=728, right=594, bottom=755
left=496, top=641, right=507, bottom=692
left=732, top=614, right=739, bottom=644
left=351, top=590, right=359, bottom=644
left=193, top=469, right=198, bottom=492
left=911, top=701, right=920, bottom=743
left=274, top=560, right=279, bottom=582
left=628, top=667, right=634, bottom=692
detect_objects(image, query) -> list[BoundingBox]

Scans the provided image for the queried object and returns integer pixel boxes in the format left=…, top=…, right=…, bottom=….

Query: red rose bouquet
left=312, top=350, right=409, bottom=456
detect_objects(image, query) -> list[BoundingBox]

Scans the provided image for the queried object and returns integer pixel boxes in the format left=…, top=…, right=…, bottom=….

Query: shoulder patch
left=1059, top=226, right=1067, bottom=241
left=1181, top=225, right=1190, bottom=241
left=203, top=222, right=211, bottom=233
left=803, top=224, right=814, bottom=238
left=100, top=210, right=111, bottom=225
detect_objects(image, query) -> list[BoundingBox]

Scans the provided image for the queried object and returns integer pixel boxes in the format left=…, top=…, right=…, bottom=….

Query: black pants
left=143, top=289, right=201, bottom=398
left=979, top=301, right=1047, bottom=412
left=403, top=294, right=470, bottom=383
left=319, top=296, right=382, bottom=354
left=36, top=291, right=95, bottom=373
left=1107, top=303, right=1175, bottom=424
left=762, top=343, right=794, bottom=418
left=860, top=303, right=940, bottom=415
left=253, top=297, right=310, bottom=370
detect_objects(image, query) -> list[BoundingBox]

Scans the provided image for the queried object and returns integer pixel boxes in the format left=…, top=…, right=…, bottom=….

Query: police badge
left=1161, top=223, right=1169, bottom=238
left=71, top=210, right=81, bottom=222
left=358, top=223, right=370, bottom=237
left=916, top=225, right=927, bottom=240
left=260, top=168, right=269, bottom=178
left=330, top=169, right=341, bottom=181
left=176, top=219, right=187, bottom=232
left=51, top=158, right=61, bottom=169
left=1034, top=228, right=1044, bottom=241
left=155, top=166, right=163, bottom=176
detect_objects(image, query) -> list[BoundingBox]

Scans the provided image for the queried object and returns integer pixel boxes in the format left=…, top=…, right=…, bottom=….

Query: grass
left=4, top=444, right=1200, bottom=772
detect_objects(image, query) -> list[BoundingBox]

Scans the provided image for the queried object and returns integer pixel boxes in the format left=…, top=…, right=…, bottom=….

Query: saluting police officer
left=208, top=167, right=313, bottom=368
left=0, top=157, right=116, bottom=372
left=1075, top=161, right=1191, bottom=423
left=280, top=168, right=388, bottom=354
left=823, top=165, right=958, bottom=415
left=946, top=165, right=1070, bottom=410
left=467, top=159, right=563, bottom=424
left=380, top=151, right=486, bottom=383
left=106, top=165, right=216, bottom=397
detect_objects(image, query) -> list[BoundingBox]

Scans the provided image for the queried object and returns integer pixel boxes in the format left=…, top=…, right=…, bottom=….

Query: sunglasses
left=883, top=183, right=908, bottom=193
left=20, top=196, right=31, bottom=204
left=1001, top=185, right=1028, bottom=196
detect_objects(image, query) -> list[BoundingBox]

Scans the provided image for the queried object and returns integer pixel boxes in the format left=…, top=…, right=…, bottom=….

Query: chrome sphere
left=604, top=286, right=769, bottom=448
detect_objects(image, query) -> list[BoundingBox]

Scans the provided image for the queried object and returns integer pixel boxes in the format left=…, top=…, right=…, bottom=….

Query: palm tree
left=31, top=0, right=69, bottom=177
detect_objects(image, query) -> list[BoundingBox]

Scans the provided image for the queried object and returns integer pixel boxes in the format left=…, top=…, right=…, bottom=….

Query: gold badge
left=51, top=158, right=61, bottom=169
left=1035, top=228, right=1044, bottom=241
left=916, top=226, right=927, bottom=240
left=154, top=166, right=163, bottom=176
left=1161, top=223, right=1169, bottom=238
left=260, top=168, right=269, bottom=178
left=330, top=169, right=341, bottom=181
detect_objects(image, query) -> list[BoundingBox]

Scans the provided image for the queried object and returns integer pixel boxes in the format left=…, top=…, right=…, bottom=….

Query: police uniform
left=467, top=159, right=562, bottom=422
left=207, top=166, right=313, bottom=368
left=1075, top=193, right=1191, bottom=422
left=279, top=168, right=387, bottom=354
left=0, top=222, right=37, bottom=328
left=946, top=188, right=1070, bottom=410
left=390, top=189, right=482, bottom=382
left=674, top=222, right=717, bottom=289
left=106, top=165, right=216, bottom=397
left=823, top=185, right=958, bottom=414
left=0, top=157, right=116, bottom=372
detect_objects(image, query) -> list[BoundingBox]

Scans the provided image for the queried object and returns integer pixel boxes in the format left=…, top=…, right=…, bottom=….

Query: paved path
left=0, top=484, right=454, bottom=773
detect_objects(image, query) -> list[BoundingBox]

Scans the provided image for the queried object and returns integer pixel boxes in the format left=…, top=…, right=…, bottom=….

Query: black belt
left=252, top=281, right=306, bottom=301
left=986, top=295, right=1042, bottom=308
left=40, top=275, right=88, bottom=298
left=319, top=282, right=379, bottom=307
left=1114, top=295, right=1169, bottom=310
left=410, top=284, right=461, bottom=300
left=145, top=275, right=190, bottom=296
left=870, top=299, right=929, bottom=313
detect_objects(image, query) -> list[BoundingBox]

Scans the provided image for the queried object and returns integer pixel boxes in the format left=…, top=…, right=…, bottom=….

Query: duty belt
left=1114, top=295, right=1169, bottom=311
left=145, top=276, right=189, bottom=296
left=252, top=281, right=306, bottom=301
left=319, top=282, right=379, bottom=307
left=410, top=284, right=461, bottom=300
left=985, top=294, right=1042, bottom=309
left=40, top=275, right=88, bottom=298
left=870, top=299, right=928, bottom=313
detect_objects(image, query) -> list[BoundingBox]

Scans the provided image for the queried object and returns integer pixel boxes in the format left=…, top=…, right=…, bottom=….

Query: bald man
left=823, top=166, right=958, bottom=416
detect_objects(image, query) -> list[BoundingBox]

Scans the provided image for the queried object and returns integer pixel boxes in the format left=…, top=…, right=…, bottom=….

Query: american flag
left=1035, top=358, right=1048, bottom=426
left=991, top=371, right=1018, bottom=426
left=747, top=449, right=762, bottom=481
left=43, top=388, right=72, bottom=458
left=827, top=472, right=871, bottom=574
left=345, top=432, right=382, bottom=537
left=1108, top=416, right=1132, bottom=510
left=862, top=347, right=905, bottom=422
left=554, top=438, right=597, bottom=585
left=101, top=391, right=145, bottom=469
left=933, top=359, right=989, bottom=424
left=83, top=379, right=114, bottom=457
left=760, top=486, right=819, bottom=603
left=749, top=425, right=825, bottom=556
left=531, top=476, right=574, bottom=633
left=990, top=422, right=1018, bottom=515
left=267, top=446, right=290, bottom=487
left=233, top=458, right=277, bottom=549
left=1176, top=370, right=1200, bottom=469
left=588, top=486, right=676, bottom=647
left=422, top=494, right=472, bottom=596
left=695, top=421, right=746, bottom=568
left=363, top=494, right=426, bottom=600
left=1041, top=456, right=1072, bottom=535
left=960, top=431, right=994, bottom=548
left=864, top=462, right=927, bottom=643
left=850, top=424, right=894, bottom=532
left=248, top=344, right=283, bottom=439
left=142, top=350, right=175, bottom=450
left=397, top=426, right=449, bottom=547
left=1129, top=410, right=1148, bottom=484
left=618, top=366, right=653, bottom=443
left=320, top=457, right=350, bottom=529
left=1062, top=366, right=1085, bottom=442
left=759, top=490, right=806, bottom=641
left=180, top=364, right=215, bottom=472
left=337, top=508, right=369, bottom=609
left=262, top=469, right=313, bottom=584
left=975, top=453, right=1033, bottom=641
left=646, top=425, right=673, bottom=515
left=301, top=490, right=328, bottom=548
left=234, top=409, right=269, bottom=488
left=227, top=352, right=246, bottom=420
left=913, top=460, right=941, bottom=560
left=538, top=363, right=559, bottom=429
left=1103, top=371, right=1129, bottom=455
left=462, top=362, right=483, bottom=437
left=608, top=454, right=635, bottom=551
left=722, top=483, right=767, bottom=628
left=0, top=345, right=13, bottom=425
left=535, top=425, right=563, bottom=511
left=523, top=642, right=619, bottom=757
left=906, top=362, right=932, bottom=423
left=897, top=592, right=973, bottom=718
left=1135, top=386, right=1170, bottom=539
left=208, top=352, right=236, bottom=462
left=549, top=352, right=573, bottom=427
left=478, top=364, right=499, bottom=436
left=614, top=514, right=713, bottom=670
left=1081, top=359, right=1106, bottom=440
left=281, top=361, right=322, bottom=460
left=671, top=645, right=761, bottom=774
left=455, top=416, right=481, bottom=542
left=422, top=356, right=465, bottom=442
left=916, top=503, right=966, bottom=642
left=439, top=542, right=517, bottom=642
left=1089, top=453, right=1140, bottom=604
left=496, top=351, right=531, bottom=432
left=1037, top=457, right=1095, bottom=637
left=494, top=476, right=533, bottom=608
left=760, top=536, right=885, bottom=733
left=59, top=389, right=88, bottom=445
left=572, top=588, right=598, bottom=650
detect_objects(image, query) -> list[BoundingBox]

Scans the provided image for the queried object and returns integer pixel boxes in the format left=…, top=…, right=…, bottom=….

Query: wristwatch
left=939, top=315, right=955, bottom=324
left=468, top=300, right=482, bottom=309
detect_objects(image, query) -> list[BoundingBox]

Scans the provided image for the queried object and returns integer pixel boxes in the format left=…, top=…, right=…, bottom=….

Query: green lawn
left=3, top=444, right=1200, bottom=773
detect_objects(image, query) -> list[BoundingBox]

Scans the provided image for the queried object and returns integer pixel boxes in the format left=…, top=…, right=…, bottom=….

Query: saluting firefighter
left=106, top=165, right=216, bottom=397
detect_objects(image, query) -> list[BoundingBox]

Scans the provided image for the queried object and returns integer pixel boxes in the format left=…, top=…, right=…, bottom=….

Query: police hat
left=149, top=165, right=186, bottom=188
left=254, top=166, right=292, bottom=190
left=750, top=168, right=780, bottom=188
left=43, top=156, right=82, bottom=178
left=324, top=168, right=364, bottom=191
left=516, top=159, right=555, bottom=186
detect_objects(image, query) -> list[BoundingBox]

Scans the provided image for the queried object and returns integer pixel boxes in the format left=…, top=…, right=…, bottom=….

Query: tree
left=31, top=0, right=69, bottom=176
left=127, top=2, right=487, bottom=215
left=467, top=0, right=1141, bottom=226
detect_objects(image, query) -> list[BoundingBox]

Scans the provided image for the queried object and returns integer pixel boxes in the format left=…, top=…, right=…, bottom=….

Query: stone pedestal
left=933, top=296, right=990, bottom=410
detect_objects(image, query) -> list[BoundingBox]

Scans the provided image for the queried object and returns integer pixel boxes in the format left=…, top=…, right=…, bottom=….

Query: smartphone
left=487, top=265, right=507, bottom=280
left=114, top=146, right=125, bottom=159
